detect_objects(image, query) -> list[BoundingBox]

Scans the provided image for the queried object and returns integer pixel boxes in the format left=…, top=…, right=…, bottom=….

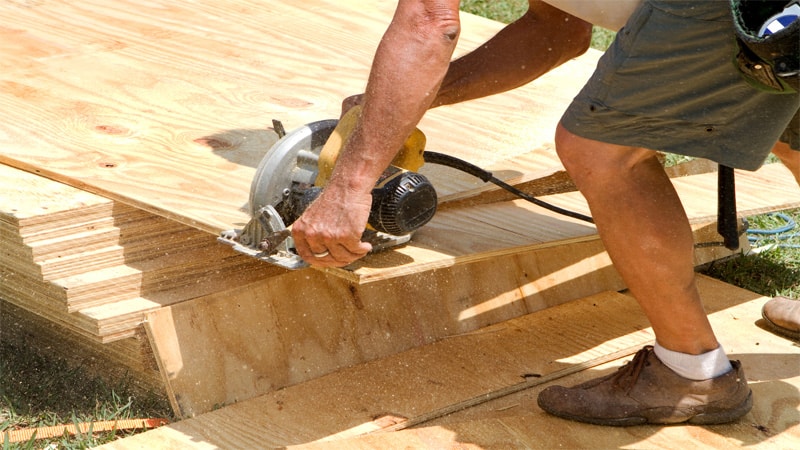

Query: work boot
left=537, top=346, right=752, bottom=426
left=762, top=296, right=800, bottom=341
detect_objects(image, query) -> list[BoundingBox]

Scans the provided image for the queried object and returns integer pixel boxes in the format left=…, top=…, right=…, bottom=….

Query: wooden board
left=0, top=0, right=597, bottom=237
left=143, top=237, right=623, bottom=419
left=0, top=163, right=287, bottom=343
left=99, top=276, right=800, bottom=449
left=344, top=163, right=800, bottom=283
left=2, top=1, right=796, bottom=285
left=140, top=214, right=749, bottom=419
left=304, top=280, right=800, bottom=450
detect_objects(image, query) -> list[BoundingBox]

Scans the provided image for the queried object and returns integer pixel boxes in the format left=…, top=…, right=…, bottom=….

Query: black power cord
left=423, top=151, right=594, bottom=224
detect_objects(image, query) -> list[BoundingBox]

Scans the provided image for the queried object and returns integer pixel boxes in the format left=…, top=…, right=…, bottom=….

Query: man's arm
left=291, top=0, right=462, bottom=266
left=432, top=0, right=591, bottom=107
left=292, top=0, right=592, bottom=267
left=341, top=1, right=593, bottom=111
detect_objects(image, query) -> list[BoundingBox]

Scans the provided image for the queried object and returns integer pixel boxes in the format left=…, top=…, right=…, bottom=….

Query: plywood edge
left=143, top=307, right=184, bottom=417
left=336, top=162, right=800, bottom=284
left=105, top=276, right=791, bottom=449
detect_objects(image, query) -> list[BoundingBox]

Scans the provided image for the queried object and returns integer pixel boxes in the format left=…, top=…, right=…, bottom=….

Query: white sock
left=653, top=341, right=733, bottom=380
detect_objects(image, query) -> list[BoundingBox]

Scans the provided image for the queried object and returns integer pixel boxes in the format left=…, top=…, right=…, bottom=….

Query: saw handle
left=315, top=105, right=426, bottom=187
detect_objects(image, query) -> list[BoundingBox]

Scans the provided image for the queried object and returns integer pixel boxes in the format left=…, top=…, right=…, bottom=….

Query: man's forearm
left=432, top=0, right=592, bottom=107
left=327, top=0, right=462, bottom=194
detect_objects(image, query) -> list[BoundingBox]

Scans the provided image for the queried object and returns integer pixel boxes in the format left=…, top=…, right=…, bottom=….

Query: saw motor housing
left=218, top=106, right=438, bottom=269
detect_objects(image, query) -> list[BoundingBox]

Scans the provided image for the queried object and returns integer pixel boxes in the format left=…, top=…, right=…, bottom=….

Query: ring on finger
left=312, top=250, right=329, bottom=258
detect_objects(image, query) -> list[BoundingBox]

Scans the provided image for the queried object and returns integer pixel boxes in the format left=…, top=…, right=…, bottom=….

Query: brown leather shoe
left=537, top=346, right=752, bottom=426
left=762, top=296, right=800, bottom=341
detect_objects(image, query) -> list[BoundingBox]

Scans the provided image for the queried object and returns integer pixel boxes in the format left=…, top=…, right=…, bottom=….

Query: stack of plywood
left=0, top=164, right=279, bottom=345
left=0, top=0, right=609, bottom=392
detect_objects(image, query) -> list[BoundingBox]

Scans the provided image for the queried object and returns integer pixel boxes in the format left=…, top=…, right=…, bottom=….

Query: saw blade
left=248, top=119, right=338, bottom=216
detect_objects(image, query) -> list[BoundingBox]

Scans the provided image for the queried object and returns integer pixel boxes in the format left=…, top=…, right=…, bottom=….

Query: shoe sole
left=761, top=311, right=800, bottom=341
left=688, top=390, right=753, bottom=425
left=543, top=391, right=753, bottom=427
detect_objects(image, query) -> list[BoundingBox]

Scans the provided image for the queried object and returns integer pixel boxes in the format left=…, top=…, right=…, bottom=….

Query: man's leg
left=536, top=124, right=752, bottom=426
left=772, top=140, right=800, bottom=186
left=761, top=140, right=800, bottom=340
left=553, top=124, right=718, bottom=355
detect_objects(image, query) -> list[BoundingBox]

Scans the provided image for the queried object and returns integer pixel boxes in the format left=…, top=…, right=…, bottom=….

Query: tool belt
left=731, top=0, right=799, bottom=93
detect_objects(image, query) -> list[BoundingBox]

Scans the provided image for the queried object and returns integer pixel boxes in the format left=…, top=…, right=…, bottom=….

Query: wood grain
left=138, top=217, right=748, bottom=419
left=99, top=276, right=800, bottom=449
left=3, top=0, right=795, bottom=285
left=0, top=0, right=597, bottom=236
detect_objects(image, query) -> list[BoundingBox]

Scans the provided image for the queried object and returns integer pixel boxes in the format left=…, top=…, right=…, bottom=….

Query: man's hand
left=291, top=183, right=374, bottom=267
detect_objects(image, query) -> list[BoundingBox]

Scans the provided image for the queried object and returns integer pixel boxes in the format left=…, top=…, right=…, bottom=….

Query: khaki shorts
left=560, top=0, right=800, bottom=170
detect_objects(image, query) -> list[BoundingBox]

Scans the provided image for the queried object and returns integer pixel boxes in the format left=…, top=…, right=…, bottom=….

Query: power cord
left=423, top=151, right=594, bottom=224
left=748, top=212, right=800, bottom=251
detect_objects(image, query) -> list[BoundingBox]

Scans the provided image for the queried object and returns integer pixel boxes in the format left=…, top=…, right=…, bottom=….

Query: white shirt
left=543, top=0, right=641, bottom=30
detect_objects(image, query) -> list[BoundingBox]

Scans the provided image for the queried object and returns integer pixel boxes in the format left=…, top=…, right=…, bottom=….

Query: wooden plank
left=344, top=163, right=799, bottom=283
left=100, top=275, right=799, bottom=449
left=123, top=290, right=656, bottom=447
left=0, top=163, right=114, bottom=229
left=308, top=278, right=800, bottom=449
left=143, top=237, right=622, bottom=419
left=3, top=1, right=795, bottom=285
left=0, top=0, right=597, bottom=237
left=137, top=217, right=746, bottom=418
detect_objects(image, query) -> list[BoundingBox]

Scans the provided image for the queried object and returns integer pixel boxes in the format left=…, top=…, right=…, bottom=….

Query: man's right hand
left=290, top=181, right=374, bottom=268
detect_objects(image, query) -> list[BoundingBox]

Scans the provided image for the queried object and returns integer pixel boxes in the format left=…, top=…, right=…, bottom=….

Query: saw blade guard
left=248, top=119, right=338, bottom=217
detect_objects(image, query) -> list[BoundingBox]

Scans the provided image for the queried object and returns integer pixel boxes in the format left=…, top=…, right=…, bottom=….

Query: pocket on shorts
left=616, top=1, right=654, bottom=55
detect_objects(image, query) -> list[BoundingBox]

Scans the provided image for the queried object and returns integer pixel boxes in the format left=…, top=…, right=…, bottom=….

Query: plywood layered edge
left=0, top=163, right=289, bottom=345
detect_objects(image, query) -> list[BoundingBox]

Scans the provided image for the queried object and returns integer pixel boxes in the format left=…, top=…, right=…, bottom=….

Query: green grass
left=460, top=0, right=527, bottom=24
left=702, top=208, right=800, bottom=299
left=1, top=2, right=797, bottom=448
left=0, top=335, right=171, bottom=449
left=460, top=0, right=618, bottom=50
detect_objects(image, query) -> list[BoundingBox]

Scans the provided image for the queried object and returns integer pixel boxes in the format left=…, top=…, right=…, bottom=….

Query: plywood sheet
left=100, top=276, right=799, bottom=449
left=144, top=237, right=627, bottom=418
left=0, top=163, right=287, bottom=343
left=0, top=0, right=597, bottom=237
left=344, top=163, right=799, bottom=283
left=2, top=1, right=795, bottom=286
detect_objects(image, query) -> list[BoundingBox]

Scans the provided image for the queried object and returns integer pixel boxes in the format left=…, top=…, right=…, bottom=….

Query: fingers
left=293, top=232, right=372, bottom=268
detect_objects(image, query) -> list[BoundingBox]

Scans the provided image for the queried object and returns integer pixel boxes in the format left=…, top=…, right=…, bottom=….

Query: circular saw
left=218, top=106, right=439, bottom=270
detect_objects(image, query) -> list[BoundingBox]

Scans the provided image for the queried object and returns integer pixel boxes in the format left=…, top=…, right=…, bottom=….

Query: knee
left=554, top=123, right=588, bottom=176
left=554, top=123, right=607, bottom=186
left=555, top=122, right=659, bottom=187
